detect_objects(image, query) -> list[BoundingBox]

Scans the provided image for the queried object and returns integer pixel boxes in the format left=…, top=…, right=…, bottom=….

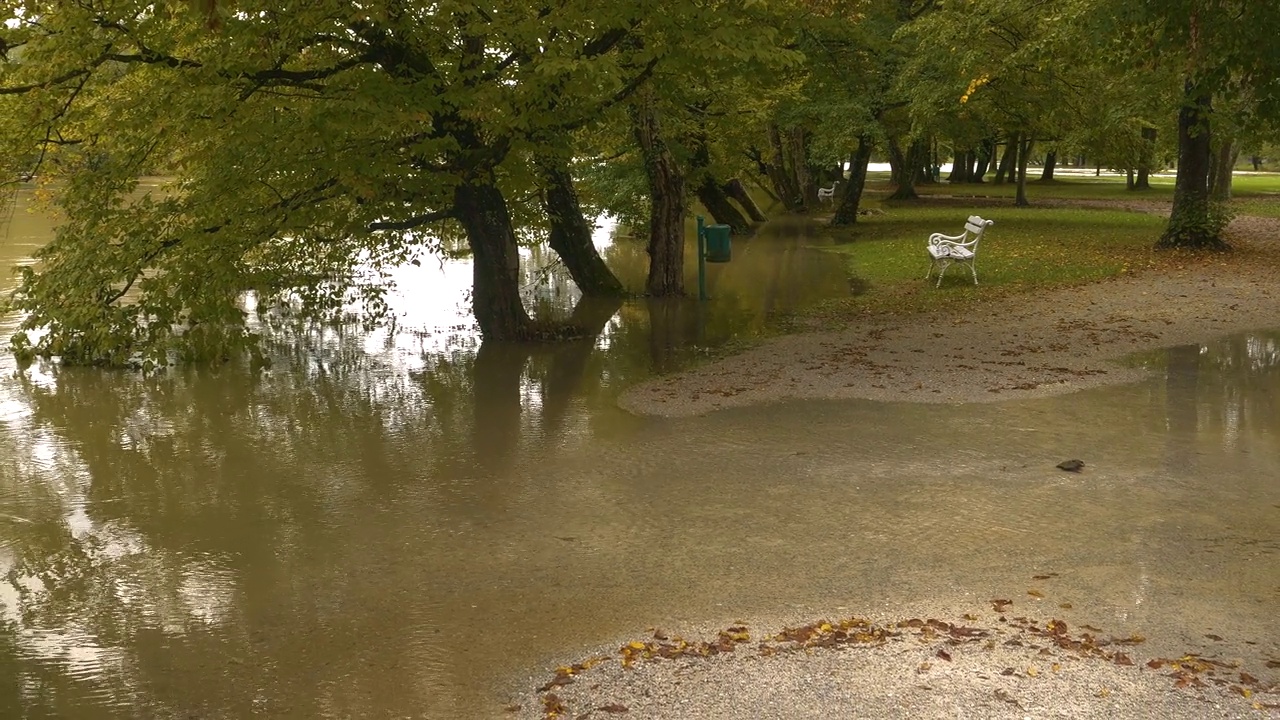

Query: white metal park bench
left=817, top=182, right=837, bottom=202
left=925, top=215, right=993, bottom=287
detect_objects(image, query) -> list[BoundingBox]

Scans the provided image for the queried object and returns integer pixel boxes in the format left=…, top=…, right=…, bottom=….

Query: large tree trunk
left=1040, top=151, right=1057, bottom=181
left=632, top=92, right=688, bottom=295
left=696, top=178, right=750, bottom=233
left=721, top=178, right=767, bottom=222
left=1135, top=127, right=1156, bottom=190
left=690, top=126, right=751, bottom=233
left=888, top=138, right=909, bottom=186
left=832, top=135, right=873, bottom=226
left=1208, top=139, right=1238, bottom=201
left=789, top=127, right=816, bottom=206
left=766, top=125, right=805, bottom=212
left=454, top=175, right=538, bottom=340
left=1015, top=136, right=1033, bottom=207
left=888, top=139, right=925, bottom=201
left=945, top=149, right=963, bottom=182
left=917, top=137, right=937, bottom=184
left=973, top=138, right=995, bottom=182
left=538, top=160, right=626, bottom=297
left=995, top=135, right=1018, bottom=184
left=1159, top=82, right=1226, bottom=249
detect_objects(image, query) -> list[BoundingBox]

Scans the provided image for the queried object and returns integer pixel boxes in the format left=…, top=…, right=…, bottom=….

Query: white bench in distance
left=817, top=182, right=837, bottom=202
left=925, top=215, right=992, bottom=287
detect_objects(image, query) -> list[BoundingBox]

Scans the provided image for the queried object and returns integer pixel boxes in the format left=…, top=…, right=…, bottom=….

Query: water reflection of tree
left=1158, top=332, right=1280, bottom=469
left=0, top=292, right=634, bottom=717
left=0, top=221, right=863, bottom=716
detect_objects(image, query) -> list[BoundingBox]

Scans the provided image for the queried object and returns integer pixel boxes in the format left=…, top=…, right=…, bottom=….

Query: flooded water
left=1, top=188, right=1279, bottom=718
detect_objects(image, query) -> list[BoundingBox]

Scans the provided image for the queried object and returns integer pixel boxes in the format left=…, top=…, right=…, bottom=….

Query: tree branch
left=368, top=208, right=456, bottom=231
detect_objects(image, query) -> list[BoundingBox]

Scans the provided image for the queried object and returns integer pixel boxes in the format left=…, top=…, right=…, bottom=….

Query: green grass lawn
left=815, top=205, right=1176, bottom=317
left=1229, top=173, right=1280, bottom=217
left=861, top=172, right=1177, bottom=202
left=860, top=171, right=1280, bottom=212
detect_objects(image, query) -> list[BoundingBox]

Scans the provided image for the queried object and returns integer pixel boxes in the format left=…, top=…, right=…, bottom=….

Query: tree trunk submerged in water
left=454, top=175, right=538, bottom=341
left=689, top=124, right=751, bottom=233
left=541, top=295, right=623, bottom=435
left=632, top=90, right=687, bottom=295
left=471, top=340, right=528, bottom=474
left=1159, top=81, right=1228, bottom=250
left=696, top=178, right=750, bottom=234
left=832, top=136, right=873, bottom=226
left=538, top=160, right=626, bottom=297
left=722, top=178, right=767, bottom=222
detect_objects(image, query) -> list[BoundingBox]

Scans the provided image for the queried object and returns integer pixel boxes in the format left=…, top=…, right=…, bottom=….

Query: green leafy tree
left=0, top=1, right=665, bottom=364
left=1102, top=0, right=1280, bottom=248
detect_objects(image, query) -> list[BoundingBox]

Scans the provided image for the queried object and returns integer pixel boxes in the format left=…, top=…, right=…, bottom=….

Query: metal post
left=696, top=215, right=707, bottom=301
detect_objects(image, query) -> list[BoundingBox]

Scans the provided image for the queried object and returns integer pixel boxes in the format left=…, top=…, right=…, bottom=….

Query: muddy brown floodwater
left=1, top=187, right=1278, bottom=718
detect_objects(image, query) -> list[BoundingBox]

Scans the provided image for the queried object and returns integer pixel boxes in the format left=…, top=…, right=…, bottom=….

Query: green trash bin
left=704, top=224, right=731, bottom=263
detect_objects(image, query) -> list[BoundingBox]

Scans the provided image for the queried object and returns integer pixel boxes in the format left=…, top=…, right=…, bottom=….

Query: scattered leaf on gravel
left=543, top=694, right=567, bottom=717
left=991, top=599, right=1013, bottom=612
left=1113, top=634, right=1146, bottom=645
left=1027, top=589, right=1045, bottom=599
left=994, top=689, right=1020, bottom=707
left=936, top=649, right=952, bottom=662
left=1027, top=665, right=1040, bottom=677
left=597, top=703, right=629, bottom=713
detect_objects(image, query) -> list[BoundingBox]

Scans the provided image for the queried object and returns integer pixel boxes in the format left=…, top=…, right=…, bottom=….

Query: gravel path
left=506, top=606, right=1280, bottom=719
left=620, top=214, right=1280, bottom=417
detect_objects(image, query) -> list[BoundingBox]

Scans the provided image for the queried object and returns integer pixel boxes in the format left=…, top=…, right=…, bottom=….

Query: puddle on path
left=0, top=190, right=1277, bottom=718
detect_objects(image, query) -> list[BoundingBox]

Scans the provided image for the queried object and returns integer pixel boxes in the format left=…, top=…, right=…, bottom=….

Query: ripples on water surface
left=1, top=188, right=1278, bottom=718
